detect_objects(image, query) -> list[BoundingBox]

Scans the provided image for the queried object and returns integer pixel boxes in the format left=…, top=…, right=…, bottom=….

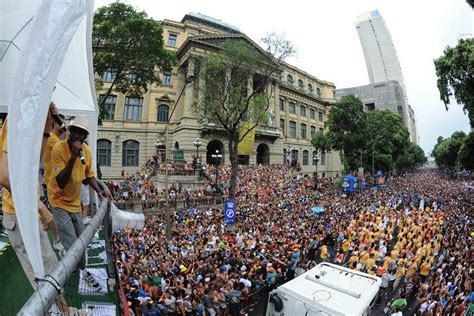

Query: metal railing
left=19, top=199, right=110, bottom=315
left=114, top=197, right=218, bottom=212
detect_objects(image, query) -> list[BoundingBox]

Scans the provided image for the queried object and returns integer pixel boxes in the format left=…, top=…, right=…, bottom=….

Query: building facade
left=97, top=13, right=342, bottom=179
left=354, top=10, right=417, bottom=143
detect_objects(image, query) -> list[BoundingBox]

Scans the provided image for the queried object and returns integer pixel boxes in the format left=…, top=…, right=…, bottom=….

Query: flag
left=237, top=122, right=255, bottom=155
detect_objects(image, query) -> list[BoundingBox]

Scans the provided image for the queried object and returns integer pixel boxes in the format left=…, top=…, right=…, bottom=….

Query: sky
left=95, top=0, right=473, bottom=155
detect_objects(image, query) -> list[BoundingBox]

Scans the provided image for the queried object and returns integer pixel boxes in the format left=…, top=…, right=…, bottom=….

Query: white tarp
left=1, top=0, right=97, bottom=279
left=111, top=203, right=146, bottom=232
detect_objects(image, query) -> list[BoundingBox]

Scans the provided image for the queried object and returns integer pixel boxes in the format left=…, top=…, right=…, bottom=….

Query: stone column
left=183, top=58, right=195, bottom=118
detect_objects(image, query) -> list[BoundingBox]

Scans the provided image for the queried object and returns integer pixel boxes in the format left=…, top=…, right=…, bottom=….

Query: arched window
left=298, top=79, right=304, bottom=89
left=157, top=104, right=169, bottom=122
left=97, top=139, right=111, bottom=167
left=287, top=74, right=293, bottom=85
left=316, top=87, right=322, bottom=97
left=303, top=150, right=309, bottom=166
left=308, top=84, right=313, bottom=93
left=122, top=140, right=139, bottom=167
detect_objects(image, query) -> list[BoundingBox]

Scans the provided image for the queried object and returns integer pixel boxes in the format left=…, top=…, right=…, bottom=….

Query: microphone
left=78, top=149, right=86, bottom=165
left=52, top=113, right=66, bottom=129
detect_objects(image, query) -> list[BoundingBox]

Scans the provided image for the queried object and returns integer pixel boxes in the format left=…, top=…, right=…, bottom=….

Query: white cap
left=69, top=114, right=89, bottom=134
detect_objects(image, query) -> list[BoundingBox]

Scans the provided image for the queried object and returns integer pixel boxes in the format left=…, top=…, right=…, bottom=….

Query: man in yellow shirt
left=48, top=115, right=111, bottom=263
left=42, top=112, right=66, bottom=252
left=0, top=105, right=58, bottom=290
left=320, top=244, right=329, bottom=262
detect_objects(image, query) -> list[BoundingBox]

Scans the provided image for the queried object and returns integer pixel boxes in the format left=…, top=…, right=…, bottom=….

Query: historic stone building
left=97, top=13, right=342, bottom=179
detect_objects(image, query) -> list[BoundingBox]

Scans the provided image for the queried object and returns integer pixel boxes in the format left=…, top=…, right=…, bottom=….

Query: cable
left=35, top=277, right=61, bottom=294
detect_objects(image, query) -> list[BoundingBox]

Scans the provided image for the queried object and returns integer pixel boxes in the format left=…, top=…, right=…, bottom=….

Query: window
left=310, top=108, right=315, bottom=119
left=287, top=74, right=293, bottom=85
left=308, top=84, right=313, bottom=93
left=280, top=118, right=285, bottom=131
left=124, top=97, right=143, bottom=121
left=157, top=104, right=169, bottom=122
left=168, top=34, right=177, bottom=47
left=298, top=79, right=304, bottom=89
left=279, top=98, right=285, bottom=111
left=311, top=126, right=316, bottom=138
left=289, top=101, right=296, bottom=114
left=312, top=151, right=318, bottom=165
left=97, top=139, right=111, bottom=167
left=122, top=140, right=139, bottom=167
left=303, top=150, right=309, bottom=166
left=316, top=87, right=321, bottom=97
left=289, top=121, right=296, bottom=138
left=301, top=123, right=307, bottom=139
left=321, top=152, right=326, bottom=165
left=300, top=105, right=306, bottom=117
left=291, top=149, right=298, bottom=165
left=101, top=95, right=116, bottom=120
left=318, top=111, right=324, bottom=122
left=366, top=103, right=375, bottom=111
left=163, top=72, right=171, bottom=85
left=319, top=127, right=324, bottom=132
left=102, top=70, right=115, bottom=83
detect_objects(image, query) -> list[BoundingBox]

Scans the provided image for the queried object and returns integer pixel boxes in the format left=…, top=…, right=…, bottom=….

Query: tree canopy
left=93, top=2, right=176, bottom=120
left=321, top=95, right=425, bottom=174
left=434, top=38, right=474, bottom=128
left=432, top=131, right=469, bottom=170
left=197, top=35, right=294, bottom=199
left=325, top=95, right=366, bottom=171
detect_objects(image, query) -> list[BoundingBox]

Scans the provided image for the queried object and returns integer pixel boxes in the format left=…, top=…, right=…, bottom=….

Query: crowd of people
left=107, top=156, right=216, bottom=210
left=112, top=164, right=473, bottom=316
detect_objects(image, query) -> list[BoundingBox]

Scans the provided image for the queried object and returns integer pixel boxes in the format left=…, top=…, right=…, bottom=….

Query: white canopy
left=0, top=0, right=97, bottom=279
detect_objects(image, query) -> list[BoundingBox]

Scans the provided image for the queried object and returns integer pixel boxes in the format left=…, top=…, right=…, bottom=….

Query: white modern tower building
left=355, top=10, right=418, bottom=143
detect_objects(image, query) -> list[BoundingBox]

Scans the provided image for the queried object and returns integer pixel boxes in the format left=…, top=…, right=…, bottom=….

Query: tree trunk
left=228, top=132, right=239, bottom=200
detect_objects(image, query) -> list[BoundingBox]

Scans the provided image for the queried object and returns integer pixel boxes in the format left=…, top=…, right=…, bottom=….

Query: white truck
left=266, top=263, right=382, bottom=316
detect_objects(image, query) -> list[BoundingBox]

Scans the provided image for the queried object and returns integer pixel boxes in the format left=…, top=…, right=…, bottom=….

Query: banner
left=342, top=175, right=358, bottom=193
left=224, top=199, right=236, bottom=224
left=237, top=122, right=255, bottom=155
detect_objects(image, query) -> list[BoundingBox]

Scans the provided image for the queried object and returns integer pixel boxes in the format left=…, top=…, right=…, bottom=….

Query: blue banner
left=224, top=199, right=236, bottom=224
left=342, top=175, right=358, bottom=193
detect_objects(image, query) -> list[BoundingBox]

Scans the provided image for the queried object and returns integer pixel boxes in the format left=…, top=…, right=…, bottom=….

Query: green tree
left=311, top=131, right=332, bottom=154
left=458, top=132, right=474, bottom=171
left=93, top=3, right=176, bottom=121
left=364, top=110, right=410, bottom=172
left=434, top=38, right=474, bottom=128
left=432, top=131, right=467, bottom=169
left=197, top=35, right=294, bottom=199
left=396, top=142, right=427, bottom=172
left=325, top=95, right=367, bottom=171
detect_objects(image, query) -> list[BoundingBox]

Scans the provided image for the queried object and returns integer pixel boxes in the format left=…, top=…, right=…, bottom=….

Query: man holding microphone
left=48, top=115, right=111, bottom=285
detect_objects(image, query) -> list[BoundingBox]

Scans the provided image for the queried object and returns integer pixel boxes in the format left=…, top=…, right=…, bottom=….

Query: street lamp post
left=313, top=155, right=320, bottom=190
left=211, top=149, right=222, bottom=196
left=193, top=137, right=202, bottom=175
left=154, top=137, right=163, bottom=179
left=163, top=75, right=195, bottom=240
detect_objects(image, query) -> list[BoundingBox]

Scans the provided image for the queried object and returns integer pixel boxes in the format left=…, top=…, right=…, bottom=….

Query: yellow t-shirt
left=48, top=140, right=94, bottom=213
left=342, top=240, right=350, bottom=252
left=43, top=131, right=61, bottom=188
left=420, top=262, right=431, bottom=276
left=0, top=120, right=14, bottom=214
left=320, top=246, right=328, bottom=259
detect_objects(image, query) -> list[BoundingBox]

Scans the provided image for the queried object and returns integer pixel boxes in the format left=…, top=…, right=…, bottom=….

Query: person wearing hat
left=48, top=115, right=111, bottom=282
